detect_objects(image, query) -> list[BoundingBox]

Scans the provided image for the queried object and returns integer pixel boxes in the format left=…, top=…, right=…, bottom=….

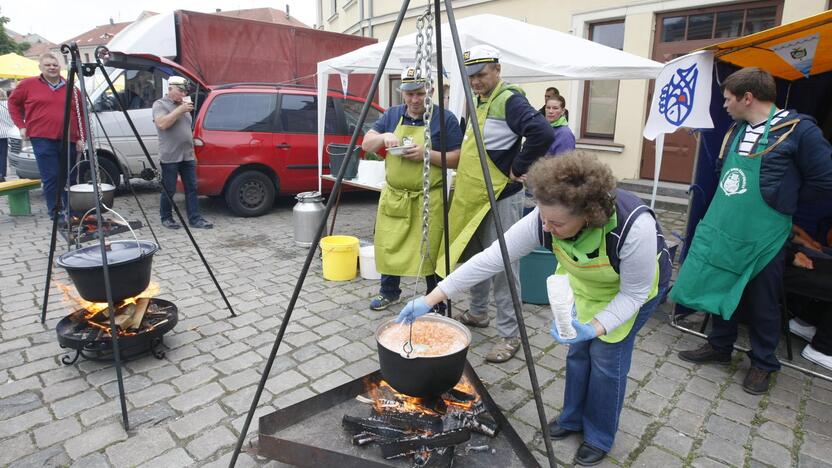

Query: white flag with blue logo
left=770, top=33, right=819, bottom=78
left=643, top=50, right=714, bottom=141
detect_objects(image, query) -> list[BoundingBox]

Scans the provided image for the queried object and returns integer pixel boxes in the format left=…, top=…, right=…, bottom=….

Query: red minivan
left=192, top=84, right=384, bottom=217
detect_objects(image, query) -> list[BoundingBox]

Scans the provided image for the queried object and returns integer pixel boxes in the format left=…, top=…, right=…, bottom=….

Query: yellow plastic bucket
left=320, top=235, right=359, bottom=281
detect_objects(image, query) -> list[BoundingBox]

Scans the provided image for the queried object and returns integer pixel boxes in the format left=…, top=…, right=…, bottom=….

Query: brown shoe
left=486, top=337, right=521, bottom=363
left=742, top=367, right=773, bottom=395
left=456, top=310, right=490, bottom=328
left=678, top=343, right=732, bottom=364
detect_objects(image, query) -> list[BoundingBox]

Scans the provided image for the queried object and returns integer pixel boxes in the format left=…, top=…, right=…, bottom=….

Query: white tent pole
left=651, top=132, right=665, bottom=210
left=316, top=63, right=328, bottom=194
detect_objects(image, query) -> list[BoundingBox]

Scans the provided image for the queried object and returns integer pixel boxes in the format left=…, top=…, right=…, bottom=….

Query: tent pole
left=442, top=1, right=556, bottom=466
left=227, top=1, right=414, bottom=466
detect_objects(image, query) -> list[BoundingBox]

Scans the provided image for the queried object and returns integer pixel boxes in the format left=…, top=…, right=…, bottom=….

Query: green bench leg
left=8, top=191, right=32, bottom=216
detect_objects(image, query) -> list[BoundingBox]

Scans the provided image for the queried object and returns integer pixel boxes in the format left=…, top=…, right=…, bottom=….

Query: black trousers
left=708, top=248, right=786, bottom=372
left=784, top=254, right=832, bottom=355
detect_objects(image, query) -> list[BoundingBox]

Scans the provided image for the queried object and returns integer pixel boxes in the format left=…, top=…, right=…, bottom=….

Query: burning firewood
left=378, top=428, right=470, bottom=459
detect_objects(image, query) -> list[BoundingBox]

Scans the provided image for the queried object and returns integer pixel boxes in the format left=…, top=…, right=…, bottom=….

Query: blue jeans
left=30, top=138, right=77, bottom=219
left=380, top=274, right=441, bottom=300
left=159, top=160, right=201, bottom=224
left=0, top=138, right=7, bottom=178
left=557, top=286, right=668, bottom=452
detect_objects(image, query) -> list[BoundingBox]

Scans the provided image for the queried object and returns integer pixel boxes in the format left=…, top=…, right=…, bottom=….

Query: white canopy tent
left=316, top=13, right=664, bottom=191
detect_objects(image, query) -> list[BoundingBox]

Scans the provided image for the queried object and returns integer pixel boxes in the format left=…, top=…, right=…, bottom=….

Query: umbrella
left=0, top=53, right=41, bottom=79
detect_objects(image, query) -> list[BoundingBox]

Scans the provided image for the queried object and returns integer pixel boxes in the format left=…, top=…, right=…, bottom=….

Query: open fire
left=54, top=281, right=178, bottom=364
left=342, top=376, right=500, bottom=466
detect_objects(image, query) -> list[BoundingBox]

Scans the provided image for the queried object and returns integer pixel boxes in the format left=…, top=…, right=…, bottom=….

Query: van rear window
left=203, top=93, right=278, bottom=132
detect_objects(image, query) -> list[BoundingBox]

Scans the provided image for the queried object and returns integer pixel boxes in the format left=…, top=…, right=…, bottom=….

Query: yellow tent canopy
left=0, top=53, right=41, bottom=79
left=701, top=10, right=832, bottom=81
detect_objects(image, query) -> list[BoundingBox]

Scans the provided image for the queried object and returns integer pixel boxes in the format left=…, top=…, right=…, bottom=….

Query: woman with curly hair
left=395, top=152, right=672, bottom=466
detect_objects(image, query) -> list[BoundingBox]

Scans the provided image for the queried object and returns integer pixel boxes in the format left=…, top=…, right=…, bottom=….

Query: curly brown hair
left=526, top=152, right=616, bottom=227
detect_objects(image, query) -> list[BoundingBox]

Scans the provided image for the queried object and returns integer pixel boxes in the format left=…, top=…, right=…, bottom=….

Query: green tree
left=0, top=12, right=25, bottom=55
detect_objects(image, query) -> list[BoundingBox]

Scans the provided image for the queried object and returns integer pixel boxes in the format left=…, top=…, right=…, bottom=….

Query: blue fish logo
left=659, top=63, right=698, bottom=126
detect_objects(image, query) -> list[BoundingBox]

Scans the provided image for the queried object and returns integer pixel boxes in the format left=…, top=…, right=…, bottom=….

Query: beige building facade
left=315, top=0, right=828, bottom=182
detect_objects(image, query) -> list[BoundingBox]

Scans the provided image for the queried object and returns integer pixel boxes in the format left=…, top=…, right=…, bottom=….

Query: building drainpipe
left=368, top=0, right=374, bottom=36
left=316, top=0, right=323, bottom=29
left=359, top=0, right=365, bottom=35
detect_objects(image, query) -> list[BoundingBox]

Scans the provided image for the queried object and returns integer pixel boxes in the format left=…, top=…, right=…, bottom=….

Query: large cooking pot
left=69, top=182, right=116, bottom=212
left=376, top=314, right=471, bottom=398
left=57, top=239, right=158, bottom=303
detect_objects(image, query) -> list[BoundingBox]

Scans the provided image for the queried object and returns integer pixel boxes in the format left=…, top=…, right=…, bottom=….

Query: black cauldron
left=57, top=240, right=158, bottom=303
left=376, top=314, right=471, bottom=398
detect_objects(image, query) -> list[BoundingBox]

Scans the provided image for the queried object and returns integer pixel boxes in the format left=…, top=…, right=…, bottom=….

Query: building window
left=389, top=77, right=402, bottom=107
left=581, top=20, right=624, bottom=140
left=658, top=3, right=779, bottom=43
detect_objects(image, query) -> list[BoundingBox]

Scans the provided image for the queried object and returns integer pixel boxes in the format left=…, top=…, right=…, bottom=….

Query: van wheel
left=225, top=170, right=276, bottom=217
left=78, top=158, right=120, bottom=188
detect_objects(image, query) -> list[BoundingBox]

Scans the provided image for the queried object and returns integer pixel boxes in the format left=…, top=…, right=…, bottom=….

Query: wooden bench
left=0, top=179, right=42, bottom=215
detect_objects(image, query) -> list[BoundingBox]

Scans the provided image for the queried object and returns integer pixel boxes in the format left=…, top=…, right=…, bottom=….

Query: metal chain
left=72, top=86, right=99, bottom=186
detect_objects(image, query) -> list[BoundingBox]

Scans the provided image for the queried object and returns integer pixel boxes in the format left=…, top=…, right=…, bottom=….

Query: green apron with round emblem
left=671, top=106, right=792, bottom=319
left=374, top=116, right=444, bottom=276
left=436, top=82, right=521, bottom=277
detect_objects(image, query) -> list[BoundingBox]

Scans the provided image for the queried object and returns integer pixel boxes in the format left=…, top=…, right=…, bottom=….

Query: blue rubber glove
left=550, top=318, right=597, bottom=345
left=395, top=296, right=432, bottom=324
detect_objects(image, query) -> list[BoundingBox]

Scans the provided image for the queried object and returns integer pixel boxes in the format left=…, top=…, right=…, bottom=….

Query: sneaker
left=789, top=318, right=817, bottom=343
left=456, top=310, right=490, bottom=328
left=369, top=294, right=400, bottom=311
left=161, top=219, right=181, bottom=229
left=190, top=218, right=213, bottom=229
left=802, top=344, right=832, bottom=371
left=485, top=337, right=521, bottom=363
left=742, top=366, right=773, bottom=395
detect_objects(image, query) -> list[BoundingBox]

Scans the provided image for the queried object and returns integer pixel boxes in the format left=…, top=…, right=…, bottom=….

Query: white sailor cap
left=463, top=45, right=500, bottom=76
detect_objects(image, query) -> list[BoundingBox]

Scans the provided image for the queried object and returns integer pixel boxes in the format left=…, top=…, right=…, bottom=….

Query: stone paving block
left=172, top=367, right=219, bottom=392
left=667, top=407, right=705, bottom=437
left=723, top=382, right=765, bottom=408
left=147, top=364, right=183, bottom=383
left=180, top=353, right=218, bottom=372
left=185, top=425, right=237, bottom=460
left=675, top=390, right=711, bottom=414
left=0, top=338, right=28, bottom=355
left=298, top=353, right=345, bottom=379
left=169, top=382, right=225, bottom=412
left=8, top=444, right=69, bottom=468
left=706, top=414, right=750, bottom=444
left=39, top=377, right=89, bottom=403
left=652, top=427, right=694, bottom=457
left=606, top=430, right=639, bottom=463
left=698, top=433, right=746, bottom=467
left=686, top=375, right=721, bottom=400
left=137, top=447, right=195, bottom=468
left=343, top=357, right=380, bottom=379
left=311, top=370, right=354, bottom=393
left=751, top=437, right=793, bottom=467
left=644, top=374, right=680, bottom=398
left=129, top=402, right=177, bottom=429
left=102, top=373, right=153, bottom=398
left=64, top=421, right=128, bottom=460
left=768, top=384, right=802, bottom=410
left=200, top=451, right=259, bottom=468
left=213, top=351, right=262, bottom=375
left=0, top=391, right=42, bottom=419
left=757, top=420, right=795, bottom=447
left=220, top=368, right=262, bottom=392
left=40, top=365, right=84, bottom=387
left=196, top=334, right=233, bottom=354
left=0, top=432, right=34, bottom=466
left=284, top=330, right=320, bottom=348
left=761, top=402, right=798, bottom=428
left=291, top=343, right=326, bottom=362
left=23, top=341, right=63, bottom=362
left=806, top=398, right=832, bottom=423
left=0, top=405, right=51, bottom=439
left=78, top=399, right=122, bottom=427
left=0, top=376, right=41, bottom=399
left=803, top=416, right=832, bottom=440
left=105, top=426, right=176, bottom=467
left=34, top=416, right=83, bottom=448
left=272, top=386, right=316, bottom=409
left=318, top=334, right=350, bottom=351
left=656, top=360, right=691, bottom=382
left=489, top=381, right=531, bottom=413
left=9, top=357, right=55, bottom=380
left=225, top=325, right=258, bottom=342
left=618, top=407, right=653, bottom=439
left=221, top=384, right=273, bottom=414
left=631, top=389, right=670, bottom=415
left=716, top=398, right=757, bottom=424
left=128, top=382, right=177, bottom=408
left=691, top=456, right=731, bottom=468
left=632, top=446, right=684, bottom=467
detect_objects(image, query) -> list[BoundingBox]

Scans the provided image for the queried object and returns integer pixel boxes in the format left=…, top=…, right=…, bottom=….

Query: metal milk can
left=293, top=191, right=326, bottom=247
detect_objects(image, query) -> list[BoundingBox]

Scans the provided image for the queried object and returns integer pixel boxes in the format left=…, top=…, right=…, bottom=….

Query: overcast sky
left=4, top=1, right=317, bottom=44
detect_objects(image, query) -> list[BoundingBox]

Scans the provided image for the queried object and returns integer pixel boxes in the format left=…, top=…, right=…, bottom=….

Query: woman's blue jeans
left=556, top=286, right=667, bottom=452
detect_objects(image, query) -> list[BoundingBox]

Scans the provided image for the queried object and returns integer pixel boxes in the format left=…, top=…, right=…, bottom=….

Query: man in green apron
left=674, top=67, right=832, bottom=394
left=436, top=45, right=553, bottom=363
left=361, top=67, right=464, bottom=311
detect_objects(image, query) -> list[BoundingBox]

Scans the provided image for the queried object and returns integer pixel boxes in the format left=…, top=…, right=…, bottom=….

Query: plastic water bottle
left=547, top=274, right=577, bottom=340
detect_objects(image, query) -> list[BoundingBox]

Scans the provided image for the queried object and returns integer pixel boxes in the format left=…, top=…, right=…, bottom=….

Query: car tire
left=225, top=170, right=276, bottom=217
left=78, top=157, right=121, bottom=188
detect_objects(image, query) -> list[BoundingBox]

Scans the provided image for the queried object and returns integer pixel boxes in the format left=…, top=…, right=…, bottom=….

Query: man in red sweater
left=9, top=53, right=84, bottom=221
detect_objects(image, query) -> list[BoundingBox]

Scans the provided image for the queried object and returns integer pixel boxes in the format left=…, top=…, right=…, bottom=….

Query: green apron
left=551, top=213, right=660, bottom=343
left=374, top=116, right=444, bottom=276
left=436, top=82, right=520, bottom=277
left=671, top=106, right=792, bottom=319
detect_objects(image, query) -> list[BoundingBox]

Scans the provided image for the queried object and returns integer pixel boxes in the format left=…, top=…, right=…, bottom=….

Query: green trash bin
left=520, top=247, right=558, bottom=304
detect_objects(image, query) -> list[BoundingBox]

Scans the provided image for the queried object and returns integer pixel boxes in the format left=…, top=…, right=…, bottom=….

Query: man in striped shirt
left=676, top=67, right=832, bottom=395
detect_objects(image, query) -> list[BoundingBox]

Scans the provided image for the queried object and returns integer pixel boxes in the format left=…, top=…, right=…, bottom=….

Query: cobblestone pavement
left=1, top=181, right=831, bottom=467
